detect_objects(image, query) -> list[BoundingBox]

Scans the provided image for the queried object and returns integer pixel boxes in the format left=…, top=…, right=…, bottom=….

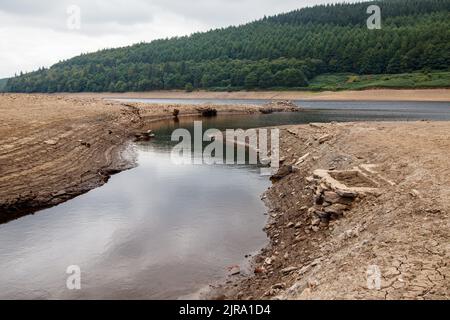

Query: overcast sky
left=0, top=0, right=355, bottom=78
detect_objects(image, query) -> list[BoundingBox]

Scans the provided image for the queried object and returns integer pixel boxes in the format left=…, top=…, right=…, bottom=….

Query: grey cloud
left=0, top=0, right=155, bottom=32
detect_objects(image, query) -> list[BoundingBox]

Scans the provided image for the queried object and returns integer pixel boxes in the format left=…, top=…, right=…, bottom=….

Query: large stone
left=336, top=189, right=358, bottom=199
left=324, top=203, right=349, bottom=215
left=323, top=191, right=340, bottom=203
left=315, top=211, right=330, bottom=220
left=318, top=134, right=332, bottom=144
left=281, top=266, right=299, bottom=275
left=270, top=165, right=293, bottom=181
left=323, top=191, right=353, bottom=205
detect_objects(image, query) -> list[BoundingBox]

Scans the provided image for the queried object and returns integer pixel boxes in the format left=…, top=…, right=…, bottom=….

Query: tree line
left=5, top=0, right=450, bottom=93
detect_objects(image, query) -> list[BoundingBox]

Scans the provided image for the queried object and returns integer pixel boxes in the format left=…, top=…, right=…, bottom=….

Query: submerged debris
left=263, top=100, right=300, bottom=112
left=197, top=107, right=218, bottom=117
left=135, top=129, right=155, bottom=141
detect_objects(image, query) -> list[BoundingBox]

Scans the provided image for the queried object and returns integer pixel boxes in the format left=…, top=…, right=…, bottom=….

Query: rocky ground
left=0, top=94, right=295, bottom=223
left=216, top=121, right=449, bottom=300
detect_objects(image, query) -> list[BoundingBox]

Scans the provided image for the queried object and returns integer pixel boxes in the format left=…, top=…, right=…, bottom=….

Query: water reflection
left=0, top=132, right=269, bottom=299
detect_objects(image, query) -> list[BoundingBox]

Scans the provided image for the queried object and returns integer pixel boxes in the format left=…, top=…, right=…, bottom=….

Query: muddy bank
left=0, top=94, right=296, bottom=223
left=63, top=89, right=450, bottom=102
left=215, top=121, right=450, bottom=300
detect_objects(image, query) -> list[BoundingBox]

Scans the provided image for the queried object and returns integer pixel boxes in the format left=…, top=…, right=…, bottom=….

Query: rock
left=80, top=141, right=91, bottom=148
left=44, top=139, right=57, bottom=145
left=272, top=283, right=285, bottom=290
left=298, top=265, right=312, bottom=275
left=254, top=266, right=266, bottom=274
left=311, top=258, right=322, bottom=267
left=319, top=221, right=329, bottom=227
left=270, top=165, right=293, bottom=181
left=318, top=134, right=332, bottom=144
left=323, top=191, right=354, bottom=205
left=315, top=211, right=330, bottom=220
left=336, top=189, right=358, bottom=199
left=323, top=191, right=340, bottom=203
left=344, top=229, right=359, bottom=239
left=264, top=257, right=273, bottom=265
left=305, top=176, right=315, bottom=183
left=307, top=278, right=319, bottom=289
left=295, top=153, right=310, bottom=166
left=260, top=156, right=271, bottom=166
left=260, top=107, right=275, bottom=114
left=311, top=217, right=321, bottom=226
left=281, top=266, right=299, bottom=275
left=294, top=222, right=302, bottom=229
left=286, top=222, right=295, bottom=228
left=264, top=289, right=278, bottom=297
left=324, top=204, right=349, bottom=215
left=314, top=195, right=324, bottom=205
left=52, top=190, right=67, bottom=197
left=197, top=107, right=218, bottom=117
left=228, top=265, right=241, bottom=276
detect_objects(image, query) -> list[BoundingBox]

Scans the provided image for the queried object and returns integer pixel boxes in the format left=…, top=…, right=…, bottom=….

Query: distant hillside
left=5, top=0, right=450, bottom=93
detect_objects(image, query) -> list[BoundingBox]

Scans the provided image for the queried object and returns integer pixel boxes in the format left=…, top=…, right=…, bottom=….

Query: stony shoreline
left=214, top=121, right=449, bottom=300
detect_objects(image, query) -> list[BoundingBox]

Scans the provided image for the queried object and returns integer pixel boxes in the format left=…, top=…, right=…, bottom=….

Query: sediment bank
left=63, top=89, right=450, bottom=102
left=215, top=121, right=450, bottom=300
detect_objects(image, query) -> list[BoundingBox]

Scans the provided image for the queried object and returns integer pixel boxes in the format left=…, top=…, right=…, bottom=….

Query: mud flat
left=215, top=121, right=450, bottom=300
left=0, top=94, right=296, bottom=223
left=64, top=89, right=450, bottom=102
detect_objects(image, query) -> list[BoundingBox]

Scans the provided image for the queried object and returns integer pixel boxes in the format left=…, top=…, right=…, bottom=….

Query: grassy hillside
left=5, top=0, right=450, bottom=93
left=307, top=71, right=450, bottom=91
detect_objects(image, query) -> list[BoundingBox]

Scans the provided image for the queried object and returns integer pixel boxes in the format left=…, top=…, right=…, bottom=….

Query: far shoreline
left=59, top=88, right=450, bottom=102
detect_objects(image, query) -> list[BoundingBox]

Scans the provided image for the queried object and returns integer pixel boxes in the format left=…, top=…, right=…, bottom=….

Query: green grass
left=207, top=71, right=450, bottom=92
left=307, top=71, right=450, bottom=91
